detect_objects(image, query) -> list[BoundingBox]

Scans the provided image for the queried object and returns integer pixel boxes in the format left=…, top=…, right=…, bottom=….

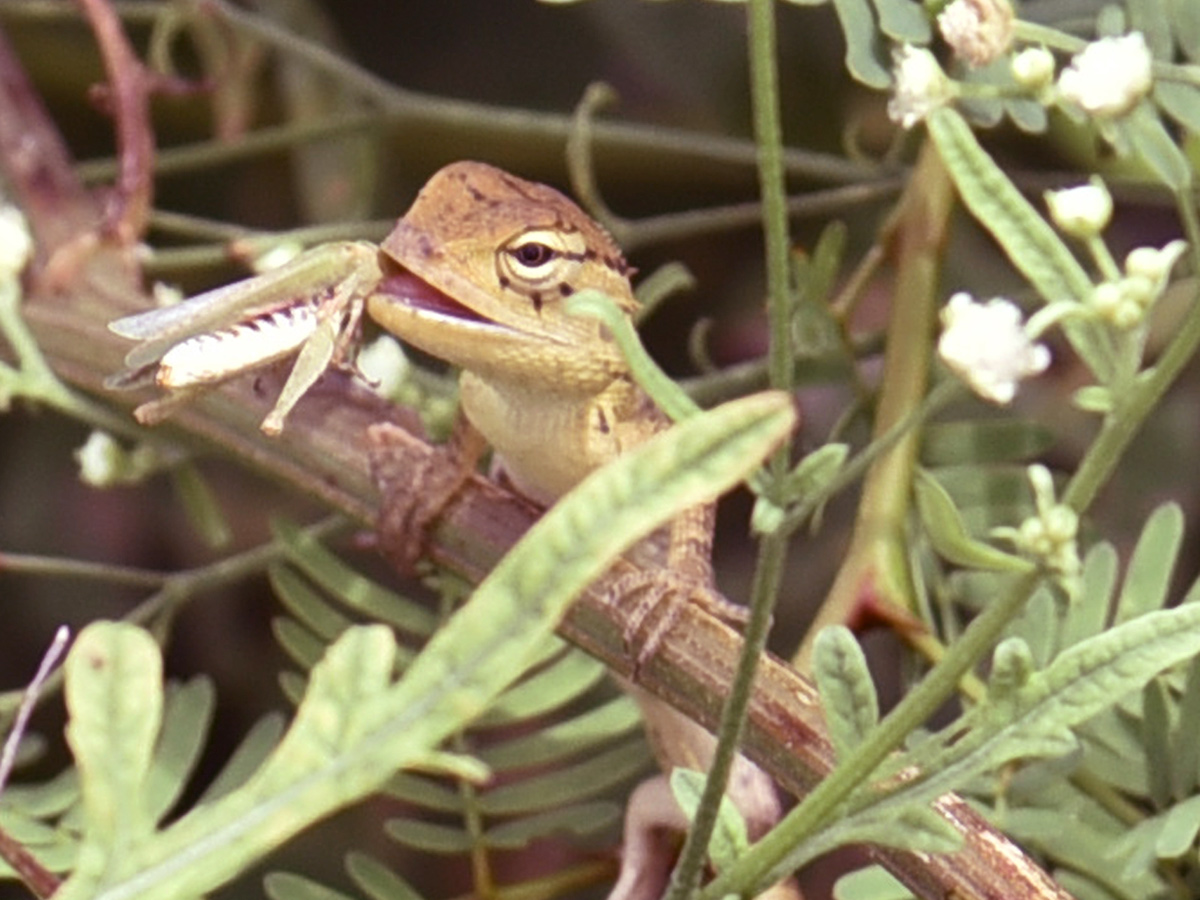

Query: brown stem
left=75, top=0, right=155, bottom=245
left=0, top=824, right=59, bottom=899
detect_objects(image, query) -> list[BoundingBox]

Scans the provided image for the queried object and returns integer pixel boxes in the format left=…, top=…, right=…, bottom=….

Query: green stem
left=751, top=0, right=795, bottom=402
left=665, top=0, right=795, bottom=892
left=664, top=531, right=788, bottom=900
left=701, top=568, right=1042, bottom=898
left=1063, top=194, right=1200, bottom=513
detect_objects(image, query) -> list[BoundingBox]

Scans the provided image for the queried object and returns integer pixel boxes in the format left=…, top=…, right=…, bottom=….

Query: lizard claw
left=366, top=421, right=479, bottom=574
left=604, top=570, right=748, bottom=672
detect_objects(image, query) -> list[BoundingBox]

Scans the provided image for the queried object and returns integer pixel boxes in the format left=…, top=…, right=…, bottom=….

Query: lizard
left=363, top=161, right=787, bottom=898
left=107, top=159, right=789, bottom=897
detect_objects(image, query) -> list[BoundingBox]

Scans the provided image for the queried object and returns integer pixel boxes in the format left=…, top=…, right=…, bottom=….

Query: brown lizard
left=108, top=159, right=789, bottom=897
left=365, top=161, right=788, bottom=899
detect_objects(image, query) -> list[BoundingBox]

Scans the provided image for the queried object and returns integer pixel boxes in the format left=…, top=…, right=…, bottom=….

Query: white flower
left=938, top=293, right=1050, bottom=403
left=993, top=465, right=1080, bottom=594
left=1057, top=32, right=1153, bottom=117
left=938, top=0, right=1014, bottom=67
left=76, top=431, right=125, bottom=487
left=0, top=205, right=33, bottom=278
left=887, top=45, right=952, bottom=129
left=1011, top=46, right=1055, bottom=92
left=1045, top=178, right=1113, bottom=238
left=1125, top=239, right=1187, bottom=284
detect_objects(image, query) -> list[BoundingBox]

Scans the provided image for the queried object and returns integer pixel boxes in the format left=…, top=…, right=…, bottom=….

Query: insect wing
left=109, top=241, right=376, bottom=370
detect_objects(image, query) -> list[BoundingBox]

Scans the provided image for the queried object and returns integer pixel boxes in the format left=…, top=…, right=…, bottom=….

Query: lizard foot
left=366, top=420, right=485, bottom=574
left=604, top=570, right=748, bottom=671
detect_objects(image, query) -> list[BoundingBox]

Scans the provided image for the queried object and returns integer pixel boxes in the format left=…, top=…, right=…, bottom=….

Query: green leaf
left=1141, top=679, right=1174, bottom=809
left=269, top=564, right=354, bottom=643
left=485, top=801, right=622, bottom=847
left=928, top=108, right=1093, bottom=305
left=480, top=742, right=651, bottom=815
left=478, top=695, right=643, bottom=770
left=842, top=805, right=963, bottom=854
left=170, top=463, right=232, bottom=549
left=1169, top=0, right=1200, bottom=61
left=476, top=647, right=607, bottom=725
left=264, top=872, right=357, bottom=900
left=64, top=623, right=163, bottom=888
left=780, top=443, right=849, bottom=502
left=898, top=602, right=1200, bottom=808
left=914, top=469, right=1030, bottom=572
left=58, top=391, right=794, bottom=900
left=1168, top=654, right=1200, bottom=798
left=1060, top=543, right=1118, bottom=650
left=274, top=519, right=436, bottom=638
left=1005, top=98, right=1048, bottom=134
left=832, top=0, right=892, bottom=87
left=1117, top=105, right=1194, bottom=191
left=566, top=291, right=699, bottom=422
left=1127, top=0, right=1173, bottom=57
left=1154, top=82, right=1200, bottom=137
left=870, top=0, right=929, bottom=43
left=671, top=769, right=749, bottom=871
left=145, top=679, right=215, bottom=824
left=813, top=627, right=879, bottom=761
left=927, top=107, right=1114, bottom=380
left=833, top=865, right=915, bottom=900
left=1154, top=794, right=1200, bottom=858
left=386, top=818, right=477, bottom=854
left=345, top=852, right=425, bottom=900
left=194, top=714, right=285, bottom=806
left=1115, top=503, right=1183, bottom=623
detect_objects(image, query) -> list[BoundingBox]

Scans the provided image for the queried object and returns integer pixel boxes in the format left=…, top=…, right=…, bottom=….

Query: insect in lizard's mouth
left=376, top=269, right=490, bottom=324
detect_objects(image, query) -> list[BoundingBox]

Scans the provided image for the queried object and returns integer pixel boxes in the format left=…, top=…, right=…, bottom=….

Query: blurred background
left=0, top=1, right=1194, bottom=898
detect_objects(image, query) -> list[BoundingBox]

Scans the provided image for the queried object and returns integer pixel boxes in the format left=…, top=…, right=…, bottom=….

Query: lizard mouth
left=376, top=269, right=489, bottom=324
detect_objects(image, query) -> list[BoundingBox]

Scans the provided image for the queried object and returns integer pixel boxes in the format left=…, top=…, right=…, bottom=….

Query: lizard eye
left=498, top=228, right=586, bottom=292
left=511, top=241, right=556, bottom=268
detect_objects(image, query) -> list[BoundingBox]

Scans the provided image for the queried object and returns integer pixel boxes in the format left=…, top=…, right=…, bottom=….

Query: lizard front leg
left=367, top=416, right=489, bottom=572
left=613, top=503, right=749, bottom=666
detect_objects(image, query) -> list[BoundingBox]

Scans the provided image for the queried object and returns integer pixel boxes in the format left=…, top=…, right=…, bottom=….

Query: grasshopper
left=108, top=241, right=382, bottom=434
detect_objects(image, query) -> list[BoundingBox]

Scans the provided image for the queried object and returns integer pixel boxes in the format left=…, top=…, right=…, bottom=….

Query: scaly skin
left=366, top=161, right=784, bottom=898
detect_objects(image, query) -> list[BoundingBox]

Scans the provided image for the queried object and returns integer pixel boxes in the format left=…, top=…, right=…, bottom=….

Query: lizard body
left=367, top=162, right=784, bottom=897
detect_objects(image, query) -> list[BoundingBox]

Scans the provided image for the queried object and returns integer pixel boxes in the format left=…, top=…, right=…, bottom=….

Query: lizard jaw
left=375, top=270, right=490, bottom=325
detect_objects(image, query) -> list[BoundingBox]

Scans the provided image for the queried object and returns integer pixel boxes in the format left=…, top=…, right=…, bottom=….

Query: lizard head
left=369, top=161, right=638, bottom=393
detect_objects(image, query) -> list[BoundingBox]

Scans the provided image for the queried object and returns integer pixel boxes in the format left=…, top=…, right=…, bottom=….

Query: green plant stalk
left=1063, top=195, right=1200, bottom=513
left=794, top=141, right=952, bottom=670
left=747, top=0, right=796, bottom=403
left=701, top=567, right=1043, bottom=899
left=664, top=531, right=788, bottom=900
left=663, top=1, right=795, bottom=893
left=0, top=276, right=135, bottom=437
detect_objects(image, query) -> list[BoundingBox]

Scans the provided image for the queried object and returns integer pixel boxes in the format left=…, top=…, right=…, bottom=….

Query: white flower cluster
left=889, top=27, right=1154, bottom=129
left=993, top=465, right=1080, bottom=594
left=938, top=293, right=1051, bottom=404
left=887, top=45, right=952, bottom=129
left=937, top=0, right=1014, bottom=67
left=1044, top=179, right=1188, bottom=329
left=1057, top=33, right=1153, bottom=118
left=1088, top=241, right=1189, bottom=329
